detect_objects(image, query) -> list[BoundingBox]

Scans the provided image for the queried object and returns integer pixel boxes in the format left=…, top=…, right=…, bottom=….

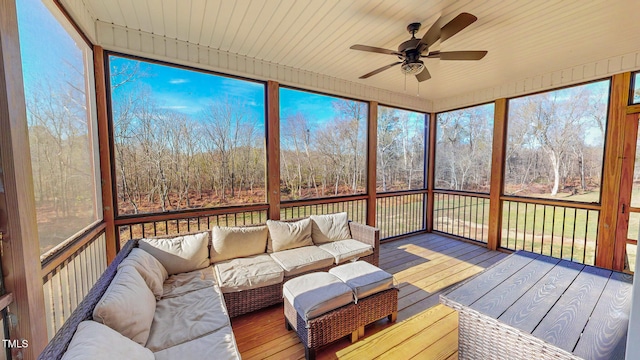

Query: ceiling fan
left=350, top=13, right=487, bottom=82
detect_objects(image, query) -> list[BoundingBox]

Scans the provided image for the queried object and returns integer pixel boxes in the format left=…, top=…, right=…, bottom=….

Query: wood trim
left=40, top=223, right=106, bottom=278
left=114, top=204, right=270, bottom=226
left=93, top=46, right=117, bottom=264
left=52, top=0, right=92, bottom=47
left=0, top=0, right=48, bottom=355
left=597, top=72, right=631, bottom=269
left=266, top=81, right=281, bottom=220
left=626, top=104, right=640, bottom=114
left=367, top=102, right=378, bottom=226
left=434, top=189, right=491, bottom=199
left=627, top=239, right=638, bottom=245
left=499, top=195, right=601, bottom=211
left=613, top=112, right=639, bottom=270
left=376, top=189, right=429, bottom=198
left=426, top=113, right=436, bottom=232
left=280, top=195, right=368, bottom=208
left=487, top=98, right=509, bottom=251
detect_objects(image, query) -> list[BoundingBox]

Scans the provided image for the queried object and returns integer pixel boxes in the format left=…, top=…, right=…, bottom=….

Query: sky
left=110, top=55, right=347, bottom=129
left=16, top=0, right=424, bottom=135
left=17, top=0, right=85, bottom=96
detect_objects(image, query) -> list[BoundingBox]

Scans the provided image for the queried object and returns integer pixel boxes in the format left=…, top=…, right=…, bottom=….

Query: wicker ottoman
left=283, top=272, right=358, bottom=360
left=329, top=261, right=398, bottom=338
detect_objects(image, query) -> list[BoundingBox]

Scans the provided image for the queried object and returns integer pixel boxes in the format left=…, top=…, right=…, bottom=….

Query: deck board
left=231, top=233, right=503, bottom=359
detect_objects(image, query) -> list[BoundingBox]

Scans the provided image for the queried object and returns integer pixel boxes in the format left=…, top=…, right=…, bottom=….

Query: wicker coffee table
left=440, top=251, right=632, bottom=360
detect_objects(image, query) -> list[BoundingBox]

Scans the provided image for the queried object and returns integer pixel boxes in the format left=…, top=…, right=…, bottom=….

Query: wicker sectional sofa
left=40, top=213, right=379, bottom=360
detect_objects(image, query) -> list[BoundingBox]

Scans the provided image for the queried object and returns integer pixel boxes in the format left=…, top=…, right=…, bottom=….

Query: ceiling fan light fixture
left=400, top=61, right=424, bottom=75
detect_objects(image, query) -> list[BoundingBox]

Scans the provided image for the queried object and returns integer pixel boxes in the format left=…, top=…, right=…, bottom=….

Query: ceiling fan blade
left=440, top=13, right=477, bottom=42
left=430, top=50, right=487, bottom=60
left=418, top=16, right=443, bottom=49
left=350, top=45, right=402, bottom=56
left=359, top=62, right=402, bottom=79
left=415, top=67, right=431, bottom=82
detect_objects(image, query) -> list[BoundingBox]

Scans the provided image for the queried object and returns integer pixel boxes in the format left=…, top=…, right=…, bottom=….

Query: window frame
left=105, top=52, right=269, bottom=218
left=502, top=78, right=612, bottom=205
left=375, top=104, right=428, bottom=194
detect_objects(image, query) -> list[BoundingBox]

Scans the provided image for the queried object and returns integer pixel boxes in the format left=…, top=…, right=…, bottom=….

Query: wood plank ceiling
left=74, top=0, right=640, bottom=105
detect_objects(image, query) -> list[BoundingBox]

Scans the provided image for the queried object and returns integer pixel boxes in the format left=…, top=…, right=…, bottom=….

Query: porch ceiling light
left=400, top=61, right=424, bottom=75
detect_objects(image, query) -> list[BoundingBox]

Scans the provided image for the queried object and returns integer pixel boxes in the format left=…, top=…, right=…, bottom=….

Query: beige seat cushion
left=139, top=232, right=209, bottom=275
left=310, top=212, right=351, bottom=244
left=318, top=239, right=374, bottom=264
left=266, top=218, right=313, bottom=252
left=329, top=261, right=394, bottom=300
left=211, top=225, right=268, bottom=263
left=269, top=246, right=334, bottom=277
left=61, top=321, right=154, bottom=360
left=118, top=248, right=168, bottom=299
left=214, top=254, right=284, bottom=293
left=162, top=266, right=217, bottom=298
left=283, top=272, right=353, bottom=320
left=92, top=266, right=156, bottom=345
left=153, top=325, right=240, bottom=360
left=146, top=286, right=231, bottom=352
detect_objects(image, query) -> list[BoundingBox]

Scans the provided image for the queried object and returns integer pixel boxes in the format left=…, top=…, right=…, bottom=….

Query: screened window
left=17, top=0, right=101, bottom=256
left=108, top=55, right=266, bottom=215
left=377, top=106, right=426, bottom=192
left=435, top=104, right=494, bottom=192
left=279, top=88, right=367, bottom=200
left=505, top=80, right=610, bottom=202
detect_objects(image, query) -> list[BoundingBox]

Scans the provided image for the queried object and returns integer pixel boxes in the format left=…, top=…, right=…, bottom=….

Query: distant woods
left=112, top=64, right=266, bottom=214
left=26, top=54, right=98, bottom=254
left=434, top=81, right=609, bottom=199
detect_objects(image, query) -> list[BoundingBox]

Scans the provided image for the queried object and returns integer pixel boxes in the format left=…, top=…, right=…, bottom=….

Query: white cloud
left=169, top=78, right=189, bottom=84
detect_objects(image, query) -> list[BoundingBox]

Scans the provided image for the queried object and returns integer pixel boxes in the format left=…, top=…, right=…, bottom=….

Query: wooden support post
left=266, top=81, right=281, bottom=220
left=598, top=72, right=631, bottom=269
left=614, top=113, right=639, bottom=270
left=426, top=113, right=436, bottom=232
left=487, top=99, right=508, bottom=251
left=367, top=102, right=378, bottom=227
left=0, top=0, right=48, bottom=356
left=94, top=46, right=117, bottom=263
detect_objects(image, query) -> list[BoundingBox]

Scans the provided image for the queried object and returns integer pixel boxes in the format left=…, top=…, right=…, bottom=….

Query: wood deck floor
left=231, top=233, right=509, bottom=360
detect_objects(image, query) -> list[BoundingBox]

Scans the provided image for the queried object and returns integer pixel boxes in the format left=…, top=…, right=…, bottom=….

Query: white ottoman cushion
left=329, top=261, right=394, bottom=301
left=283, top=272, right=353, bottom=320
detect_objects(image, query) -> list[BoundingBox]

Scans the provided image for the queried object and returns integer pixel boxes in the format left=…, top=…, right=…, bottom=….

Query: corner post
left=0, top=0, right=48, bottom=356
left=598, top=72, right=631, bottom=269
left=93, top=46, right=117, bottom=262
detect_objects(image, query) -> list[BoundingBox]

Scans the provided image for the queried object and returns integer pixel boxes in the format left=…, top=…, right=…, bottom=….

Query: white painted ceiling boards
left=61, top=0, right=640, bottom=111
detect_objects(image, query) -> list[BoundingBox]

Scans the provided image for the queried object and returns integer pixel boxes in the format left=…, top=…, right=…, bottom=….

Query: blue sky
left=17, top=0, right=85, bottom=95
left=110, top=56, right=346, bottom=129
left=16, top=0, right=422, bottom=134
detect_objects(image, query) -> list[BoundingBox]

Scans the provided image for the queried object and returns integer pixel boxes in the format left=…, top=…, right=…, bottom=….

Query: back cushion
left=139, top=232, right=209, bottom=275
left=118, top=248, right=168, bottom=299
left=266, top=218, right=313, bottom=252
left=61, top=321, right=154, bottom=360
left=310, top=212, right=351, bottom=244
left=211, top=225, right=268, bottom=263
left=93, top=266, right=156, bottom=346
